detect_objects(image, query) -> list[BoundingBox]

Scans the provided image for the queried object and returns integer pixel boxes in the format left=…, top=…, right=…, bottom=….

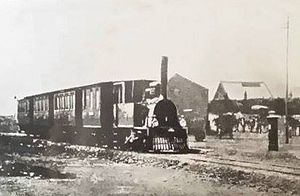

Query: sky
left=0, top=0, right=300, bottom=115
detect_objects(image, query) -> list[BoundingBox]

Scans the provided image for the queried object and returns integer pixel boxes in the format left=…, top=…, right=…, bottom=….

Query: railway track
left=124, top=149, right=299, bottom=180
left=189, top=157, right=300, bottom=178
left=1, top=133, right=300, bottom=180
left=152, top=154, right=300, bottom=180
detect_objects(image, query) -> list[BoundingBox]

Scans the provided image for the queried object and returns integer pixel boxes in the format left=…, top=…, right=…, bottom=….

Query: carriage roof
left=22, top=79, right=155, bottom=100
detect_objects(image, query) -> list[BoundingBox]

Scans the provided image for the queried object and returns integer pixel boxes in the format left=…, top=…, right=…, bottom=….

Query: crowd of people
left=213, top=112, right=269, bottom=139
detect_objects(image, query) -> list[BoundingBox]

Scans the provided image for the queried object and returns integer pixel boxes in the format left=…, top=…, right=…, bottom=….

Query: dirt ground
left=0, top=132, right=299, bottom=196
left=0, top=157, right=271, bottom=196
left=190, top=132, right=300, bottom=167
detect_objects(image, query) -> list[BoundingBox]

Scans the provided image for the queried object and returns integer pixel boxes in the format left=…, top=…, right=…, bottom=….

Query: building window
left=174, top=88, right=181, bottom=96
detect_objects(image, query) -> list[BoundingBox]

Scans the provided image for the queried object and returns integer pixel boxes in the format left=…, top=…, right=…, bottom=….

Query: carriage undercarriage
left=20, top=124, right=189, bottom=153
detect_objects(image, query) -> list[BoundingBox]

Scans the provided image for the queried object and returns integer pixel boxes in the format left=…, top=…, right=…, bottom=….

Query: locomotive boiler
left=17, top=57, right=188, bottom=152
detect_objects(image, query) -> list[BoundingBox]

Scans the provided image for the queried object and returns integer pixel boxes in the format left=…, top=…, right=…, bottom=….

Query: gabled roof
left=169, top=73, right=208, bottom=91
left=213, top=81, right=273, bottom=100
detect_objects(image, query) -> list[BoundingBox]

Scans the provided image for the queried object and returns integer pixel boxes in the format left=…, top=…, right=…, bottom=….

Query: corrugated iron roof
left=215, top=81, right=273, bottom=100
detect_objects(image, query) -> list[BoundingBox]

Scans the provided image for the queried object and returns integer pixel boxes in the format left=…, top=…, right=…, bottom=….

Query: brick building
left=168, top=74, right=208, bottom=140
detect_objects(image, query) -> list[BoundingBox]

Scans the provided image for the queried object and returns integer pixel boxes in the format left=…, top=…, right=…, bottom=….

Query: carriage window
left=45, top=98, right=48, bottom=111
left=54, top=93, right=74, bottom=110
left=23, top=102, right=26, bottom=113
left=69, top=95, right=71, bottom=109
left=36, top=100, right=39, bottom=112
left=96, top=88, right=100, bottom=109
left=66, top=95, right=69, bottom=109
left=57, top=96, right=60, bottom=109
left=19, top=101, right=27, bottom=113
left=41, top=99, right=44, bottom=111
left=90, top=89, right=94, bottom=109
left=62, top=95, right=64, bottom=109
left=113, top=83, right=125, bottom=104
left=69, top=94, right=73, bottom=109
left=43, top=99, right=46, bottom=111
left=55, top=96, right=59, bottom=110
left=64, top=95, right=68, bottom=109
left=70, top=94, right=74, bottom=109
left=20, top=102, right=23, bottom=112
left=37, top=99, right=41, bottom=112
left=62, top=96, right=65, bottom=109
left=82, top=90, right=86, bottom=109
left=19, top=102, right=23, bottom=112
left=57, top=96, right=59, bottom=109
left=86, top=89, right=90, bottom=109
left=22, top=102, right=26, bottom=113
left=59, top=96, right=63, bottom=109
left=68, top=95, right=70, bottom=109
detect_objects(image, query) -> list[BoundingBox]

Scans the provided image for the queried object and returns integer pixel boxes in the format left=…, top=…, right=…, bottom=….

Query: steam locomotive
left=17, top=57, right=188, bottom=152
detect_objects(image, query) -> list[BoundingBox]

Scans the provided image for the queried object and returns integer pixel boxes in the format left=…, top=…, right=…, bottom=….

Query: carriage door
left=113, top=82, right=125, bottom=127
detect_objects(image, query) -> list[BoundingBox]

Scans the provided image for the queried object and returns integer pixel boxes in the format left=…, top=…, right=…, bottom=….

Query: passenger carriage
left=17, top=58, right=188, bottom=152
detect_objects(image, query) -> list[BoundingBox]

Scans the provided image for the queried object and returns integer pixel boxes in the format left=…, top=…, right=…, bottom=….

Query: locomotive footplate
left=147, top=127, right=188, bottom=153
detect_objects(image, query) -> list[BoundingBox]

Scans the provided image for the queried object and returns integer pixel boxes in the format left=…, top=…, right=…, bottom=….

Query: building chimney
left=161, top=56, right=168, bottom=99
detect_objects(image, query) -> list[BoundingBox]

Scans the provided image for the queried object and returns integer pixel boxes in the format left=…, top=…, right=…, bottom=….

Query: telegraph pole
left=285, top=16, right=290, bottom=144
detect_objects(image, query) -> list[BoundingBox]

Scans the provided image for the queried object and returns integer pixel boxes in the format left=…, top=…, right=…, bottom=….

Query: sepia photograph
left=0, top=0, right=299, bottom=195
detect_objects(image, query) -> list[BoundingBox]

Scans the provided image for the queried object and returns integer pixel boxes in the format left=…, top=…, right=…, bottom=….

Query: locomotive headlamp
left=179, top=116, right=187, bottom=127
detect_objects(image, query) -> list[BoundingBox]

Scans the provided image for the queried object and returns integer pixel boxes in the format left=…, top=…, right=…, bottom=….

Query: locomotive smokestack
left=161, top=56, right=168, bottom=99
